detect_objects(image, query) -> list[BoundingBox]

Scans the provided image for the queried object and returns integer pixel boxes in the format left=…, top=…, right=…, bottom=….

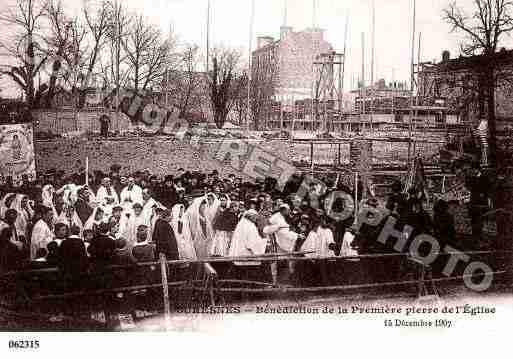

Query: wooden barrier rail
left=0, top=250, right=507, bottom=280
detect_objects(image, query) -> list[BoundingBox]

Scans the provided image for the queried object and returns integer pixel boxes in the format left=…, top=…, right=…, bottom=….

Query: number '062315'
left=8, top=340, right=39, bottom=349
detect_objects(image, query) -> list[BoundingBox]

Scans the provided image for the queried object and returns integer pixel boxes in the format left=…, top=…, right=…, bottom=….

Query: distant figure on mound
left=99, top=115, right=110, bottom=137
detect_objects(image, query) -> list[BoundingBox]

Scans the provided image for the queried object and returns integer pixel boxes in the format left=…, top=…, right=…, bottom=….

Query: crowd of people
left=0, top=163, right=461, bottom=286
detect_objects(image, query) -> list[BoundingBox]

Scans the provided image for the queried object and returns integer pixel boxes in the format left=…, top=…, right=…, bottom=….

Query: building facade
left=351, top=79, right=411, bottom=115
left=251, top=26, right=334, bottom=130
left=417, top=49, right=513, bottom=130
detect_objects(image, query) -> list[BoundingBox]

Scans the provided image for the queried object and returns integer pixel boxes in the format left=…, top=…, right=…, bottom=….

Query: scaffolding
left=313, top=51, right=345, bottom=132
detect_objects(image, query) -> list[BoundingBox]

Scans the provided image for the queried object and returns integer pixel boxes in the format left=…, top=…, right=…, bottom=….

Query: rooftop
left=432, top=48, right=513, bottom=72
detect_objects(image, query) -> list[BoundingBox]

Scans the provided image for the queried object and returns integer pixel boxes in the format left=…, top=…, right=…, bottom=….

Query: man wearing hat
left=75, top=187, right=94, bottom=225
left=158, top=175, right=177, bottom=209
left=109, top=205, right=126, bottom=239
left=152, top=209, right=179, bottom=260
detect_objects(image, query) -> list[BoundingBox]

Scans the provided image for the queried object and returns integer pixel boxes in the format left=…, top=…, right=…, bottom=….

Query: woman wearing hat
left=210, top=194, right=237, bottom=256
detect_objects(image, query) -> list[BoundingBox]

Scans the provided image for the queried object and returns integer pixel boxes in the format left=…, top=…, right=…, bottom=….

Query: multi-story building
left=251, top=25, right=334, bottom=130
left=417, top=49, right=513, bottom=129
left=351, top=79, right=411, bottom=114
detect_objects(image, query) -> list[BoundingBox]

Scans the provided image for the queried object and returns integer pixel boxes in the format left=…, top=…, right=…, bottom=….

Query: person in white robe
left=84, top=206, right=106, bottom=233
left=9, top=194, right=33, bottom=239
left=267, top=204, right=302, bottom=253
left=266, top=203, right=304, bottom=283
left=140, top=189, right=158, bottom=225
left=56, top=204, right=83, bottom=235
left=339, top=228, right=359, bottom=258
left=182, top=197, right=214, bottom=259
left=30, top=207, right=55, bottom=260
left=205, top=193, right=220, bottom=222
left=41, top=184, right=59, bottom=220
left=170, top=204, right=196, bottom=260
left=301, top=215, right=335, bottom=258
left=228, top=209, right=268, bottom=266
left=119, top=177, right=143, bottom=211
left=122, top=202, right=150, bottom=248
left=41, top=184, right=55, bottom=206
left=96, top=178, right=119, bottom=214
left=55, top=183, right=87, bottom=210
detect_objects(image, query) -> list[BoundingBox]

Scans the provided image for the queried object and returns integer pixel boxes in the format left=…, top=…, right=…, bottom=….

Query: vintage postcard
left=0, top=0, right=511, bottom=357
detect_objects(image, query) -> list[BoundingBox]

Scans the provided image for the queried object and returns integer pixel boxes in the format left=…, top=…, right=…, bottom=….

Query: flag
left=474, top=119, right=489, bottom=167
left=405, top=156, right=428, bottom=201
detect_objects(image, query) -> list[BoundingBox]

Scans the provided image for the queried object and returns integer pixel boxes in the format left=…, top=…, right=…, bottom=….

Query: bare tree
left=443, top=0, right=513, bottom=267
left=122, top=13, right=176, bottom=92
left=208, top=47, right=242, bottom=128
left=443, top=0, right=513, bottom=166
left=77, top=0, right=110, bottom=107
left=232, top=71, right=248, bottom=126
left=0, top=0, right=49, bottom=109
left=165, top=44, right=203, bottom=121
left=98, top=0, right=131, bottom=102
left=43, top=0, right=72, bottom=107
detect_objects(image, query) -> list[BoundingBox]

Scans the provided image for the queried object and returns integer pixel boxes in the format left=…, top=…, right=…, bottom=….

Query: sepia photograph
left=0, top=0, right=512, bottom=356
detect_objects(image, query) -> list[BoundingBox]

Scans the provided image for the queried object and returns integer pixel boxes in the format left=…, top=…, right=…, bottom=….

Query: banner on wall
left=0, top=123, right=36, bottom=183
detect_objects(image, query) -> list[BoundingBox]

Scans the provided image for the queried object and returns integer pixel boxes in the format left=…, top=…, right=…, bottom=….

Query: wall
left=34, top=138, right=297, bottom=178
left=33, top=136, right=443, bottom=177
left=33, top=109, right=135, bottom=135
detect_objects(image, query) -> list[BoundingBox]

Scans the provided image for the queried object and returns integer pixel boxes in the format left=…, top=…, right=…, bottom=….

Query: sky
left=2, top=0, right=512, bottom=98
left=124, top=0, right=470, bottom=87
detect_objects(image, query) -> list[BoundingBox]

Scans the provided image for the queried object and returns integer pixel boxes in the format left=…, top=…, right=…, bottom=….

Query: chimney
left=257, top=36, right=274, bottom=49
left=280, top=26, right=292, bottom=40
left=442, top=50, right=450, bottom=62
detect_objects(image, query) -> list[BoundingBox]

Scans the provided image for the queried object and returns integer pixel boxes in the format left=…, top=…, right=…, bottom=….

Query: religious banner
left=0, top=123, right=36, bottom=182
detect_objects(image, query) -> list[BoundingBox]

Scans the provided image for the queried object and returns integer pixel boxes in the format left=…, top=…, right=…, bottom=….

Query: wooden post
left=338, top=143, right=341, bottom=166
left=310, top=140, right=314, bottom=174
left=85, top=157, right=89, bottom=188
left=354, top=171, right=359, bottom=223
left=159, top=253, right=171, bottom=329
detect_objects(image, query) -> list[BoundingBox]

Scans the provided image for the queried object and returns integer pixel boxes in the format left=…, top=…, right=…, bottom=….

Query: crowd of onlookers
left=0, top=161, right=491, bottom=287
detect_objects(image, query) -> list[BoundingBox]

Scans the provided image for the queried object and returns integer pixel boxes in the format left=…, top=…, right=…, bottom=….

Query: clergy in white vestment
left=228, top=209, right=268, bottom=266
left=96, top=178, right=119, bottom=213
left=119, top=178, right=143, bottom=211
left=30, top=206, right=55, bottom=260
left=301, top=215, right=335, bottom=258
left=122, top=202, right=150, bottom=248
left=171, top=204, right=196, bottom=260
left=267, top=204, right=301, bottom=252
left=140, top=189, right=158, bottom=225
